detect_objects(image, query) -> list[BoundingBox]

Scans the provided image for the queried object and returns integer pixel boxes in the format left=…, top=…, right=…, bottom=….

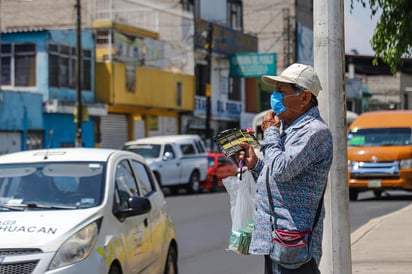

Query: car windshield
left=208, top=156, right=216, bottom=167
left=0, top=162, right=105, bottom=210
left=347, top=127, right=412, bottom=147
left=125, top=144, right=161, bottom=158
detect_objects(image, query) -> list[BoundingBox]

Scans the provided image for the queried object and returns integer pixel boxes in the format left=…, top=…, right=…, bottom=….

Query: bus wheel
left=349, top=189, right=358, bottom=201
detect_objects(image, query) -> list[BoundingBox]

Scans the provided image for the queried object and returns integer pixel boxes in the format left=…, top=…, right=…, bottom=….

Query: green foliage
left=351, top=0, right=412, bottom=74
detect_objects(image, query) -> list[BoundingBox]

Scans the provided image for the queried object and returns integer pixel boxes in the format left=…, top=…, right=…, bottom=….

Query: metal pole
left=75, top=0, right=82, bottom=147
left=205, top=23, right=213, bottom=150
left=0, top=0, right=2, bottom=89
left=314, top=0, right=352, bottom=273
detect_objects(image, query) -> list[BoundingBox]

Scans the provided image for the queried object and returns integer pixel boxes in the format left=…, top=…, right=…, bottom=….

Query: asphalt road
left=349, top=190, right=412, bottom=231
left=165, top=189, right=412, bottom=274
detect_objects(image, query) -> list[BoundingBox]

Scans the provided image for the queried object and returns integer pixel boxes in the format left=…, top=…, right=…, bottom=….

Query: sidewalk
left=351, top=204, right=412, bottom=273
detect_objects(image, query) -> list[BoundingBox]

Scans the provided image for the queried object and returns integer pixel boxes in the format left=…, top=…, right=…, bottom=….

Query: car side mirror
left=115, top=196, right=151, bottom=220
left=162, top=152, right=173, bottom=161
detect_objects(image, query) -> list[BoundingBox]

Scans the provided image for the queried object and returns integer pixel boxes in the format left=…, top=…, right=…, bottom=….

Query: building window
left=181, top=0, right=200, bottom=18
left=96, top=30, right=110, bottom=45
left=177, top=81, right=182, bottom=106
left=26, top=131, right=43, bottom=150
left=229, top=77, right=241, bottom=101
left=227, top=0, right=243, bottom=30
left=82, top=50, right=92, bottom=90
left=195, top=64, right=208, bottom=96
left=48, top=43, right=91, bottom=90
left=1, top=43, right=36, bottom=87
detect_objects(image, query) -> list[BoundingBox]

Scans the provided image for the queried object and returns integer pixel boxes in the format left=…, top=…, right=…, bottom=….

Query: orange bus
left=347, top=110, right=412, bottom=200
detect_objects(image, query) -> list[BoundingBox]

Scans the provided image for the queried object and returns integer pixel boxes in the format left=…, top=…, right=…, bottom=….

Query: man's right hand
left=261, top=110, right=280, bottom=131
left=236, top=142, right=258, bottom=169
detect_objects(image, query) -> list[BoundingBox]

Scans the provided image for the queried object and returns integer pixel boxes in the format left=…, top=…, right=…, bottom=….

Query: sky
left=344, top=0, right=380, bottom=55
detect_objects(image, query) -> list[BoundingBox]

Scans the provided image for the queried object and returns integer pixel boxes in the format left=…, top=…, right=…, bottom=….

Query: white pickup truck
left=123, top=135, right=208, bottom=194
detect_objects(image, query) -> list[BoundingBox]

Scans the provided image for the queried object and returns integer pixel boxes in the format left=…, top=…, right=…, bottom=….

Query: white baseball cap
left=262, top=63, right=323, bottom=96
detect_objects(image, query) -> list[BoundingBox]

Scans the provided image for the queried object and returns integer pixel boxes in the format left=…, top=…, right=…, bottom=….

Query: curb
left=350, top=203, right=412, bottom=246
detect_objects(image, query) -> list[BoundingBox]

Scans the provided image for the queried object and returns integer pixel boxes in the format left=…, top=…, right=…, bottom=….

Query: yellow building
left=93, top=21, right=195, bottom=149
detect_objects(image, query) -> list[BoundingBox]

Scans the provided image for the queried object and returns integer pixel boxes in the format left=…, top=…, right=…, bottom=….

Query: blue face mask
left=270, top=91, right=287, bottom=115
left=270, top=91, right=301, bottom=115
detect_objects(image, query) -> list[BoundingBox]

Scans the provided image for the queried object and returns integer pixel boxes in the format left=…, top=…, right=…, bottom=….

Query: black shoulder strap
left=265, top=167, right=325, bottom=231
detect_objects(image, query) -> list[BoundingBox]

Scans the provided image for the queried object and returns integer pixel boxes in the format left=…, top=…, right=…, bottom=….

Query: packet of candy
left=213, top=128, right=259, bottom=162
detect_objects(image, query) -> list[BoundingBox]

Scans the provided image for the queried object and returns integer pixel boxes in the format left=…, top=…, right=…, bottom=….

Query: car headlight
left=400, top=158, right=412, bottom=169
left=49, top=220, right=100, bottom=270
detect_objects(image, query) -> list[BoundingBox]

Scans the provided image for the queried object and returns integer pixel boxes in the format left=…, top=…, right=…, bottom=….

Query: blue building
left=0, top=28, right=106, bottom=154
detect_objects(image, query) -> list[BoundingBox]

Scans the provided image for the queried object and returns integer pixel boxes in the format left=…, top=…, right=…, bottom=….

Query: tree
left=351, top=0, right=412, bottom=73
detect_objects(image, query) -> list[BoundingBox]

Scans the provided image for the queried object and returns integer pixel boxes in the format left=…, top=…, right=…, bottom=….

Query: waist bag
left=265, top=168, right=324, bottom=269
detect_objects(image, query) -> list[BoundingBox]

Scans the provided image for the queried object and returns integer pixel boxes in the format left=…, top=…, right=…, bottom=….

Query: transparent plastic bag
left=223, top=170, right=256, bottom=255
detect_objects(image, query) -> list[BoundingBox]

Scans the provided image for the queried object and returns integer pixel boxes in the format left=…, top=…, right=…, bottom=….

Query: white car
left=124, top=135, right=208, bottom=194
left=0, top=148, right=178, bottom=274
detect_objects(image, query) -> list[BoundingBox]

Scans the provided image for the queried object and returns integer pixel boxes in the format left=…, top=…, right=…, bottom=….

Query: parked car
left=201, top=152, right=238, bottom=192
left=123, top=135, right=208, bottom=194
left=347, top=110, right=412, bottom=200
left=0, top=148, right=178, bottom=274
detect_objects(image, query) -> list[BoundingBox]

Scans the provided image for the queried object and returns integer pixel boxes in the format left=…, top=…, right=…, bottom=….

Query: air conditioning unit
left=45, top=99, right=58, bottom=113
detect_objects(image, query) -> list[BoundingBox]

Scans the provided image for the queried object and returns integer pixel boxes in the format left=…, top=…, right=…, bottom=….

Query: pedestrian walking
left=236, top=63, right=333, bottom=274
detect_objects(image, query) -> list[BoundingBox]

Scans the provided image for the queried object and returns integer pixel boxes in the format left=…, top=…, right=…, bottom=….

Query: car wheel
left=186, top=171, right=200, bottom=194
left=164, top=245, right=178, bottom=274
left=211, top=176, right=220, bottom=192
left=349, top=189, right=358, bottom=201
left=108, top=263, right=122, bottom=274
left=373, top=189, right=382, bottom=199
left=169, top=186, right=180, bottom=195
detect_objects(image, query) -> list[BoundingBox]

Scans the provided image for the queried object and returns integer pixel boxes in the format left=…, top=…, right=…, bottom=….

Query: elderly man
left=237, top=63, right=333, bottom=274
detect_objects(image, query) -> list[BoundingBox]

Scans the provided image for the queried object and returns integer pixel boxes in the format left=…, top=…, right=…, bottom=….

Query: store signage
left=229, top=53, right=276, bottom=77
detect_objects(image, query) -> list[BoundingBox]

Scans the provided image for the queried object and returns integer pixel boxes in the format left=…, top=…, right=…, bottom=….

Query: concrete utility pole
left=314, top=0, right=352, bottom=273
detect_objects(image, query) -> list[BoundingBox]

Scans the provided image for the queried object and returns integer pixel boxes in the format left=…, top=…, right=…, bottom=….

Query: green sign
left=229, top=53, right=276, bottom=78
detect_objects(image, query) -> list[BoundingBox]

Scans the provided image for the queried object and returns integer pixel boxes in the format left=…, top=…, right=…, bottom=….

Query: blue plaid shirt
left=249, top=107, right=333, bottom=265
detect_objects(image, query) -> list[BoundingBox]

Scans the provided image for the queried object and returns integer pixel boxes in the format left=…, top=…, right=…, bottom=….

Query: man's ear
left=301, top=90, right=312, bottom=106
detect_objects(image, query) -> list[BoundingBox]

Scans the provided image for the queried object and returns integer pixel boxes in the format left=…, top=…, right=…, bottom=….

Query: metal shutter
left=0, top=132, right=21, bottom=155
left=100, top=114, right=128, bottom=149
